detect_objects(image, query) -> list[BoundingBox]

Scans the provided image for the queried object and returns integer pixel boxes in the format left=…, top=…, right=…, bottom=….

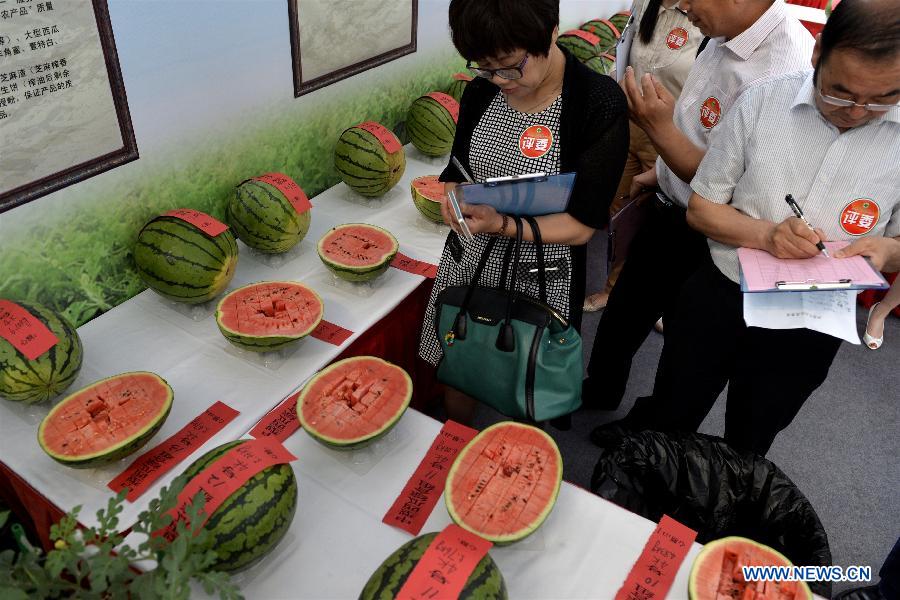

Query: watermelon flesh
left=317, top=223, right=398, bottom=282
left=689, top=537, right=812, bottom=600
left=216, top=281, right=323, bottom=352
left=446, top=422, right=562, bottom=544
left=298, top=356, right=411, bottom=449
left=38, top=372, right=173, bottom=469
left=410, top=175, right=447, bottom=223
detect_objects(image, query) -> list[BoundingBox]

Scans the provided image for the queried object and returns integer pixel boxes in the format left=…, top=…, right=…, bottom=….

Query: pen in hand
left=784, top=194, right=829, bottom=258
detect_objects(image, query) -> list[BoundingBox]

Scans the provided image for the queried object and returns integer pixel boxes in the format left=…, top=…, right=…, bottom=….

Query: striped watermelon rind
left=610, top=11, right=631, bottom=33
left=134, top=215, right=239, bottom=304
left=446, top=77, right=469, bottom=102
left=37, top=372, right=173, bottom=469
left=445, top=421, right=563, bottom=545
left=334, top=125, right=406, bottom=198
left=215, top=281, right=324, bottom=353
left=316, top=223, right=399, bottom=283
left=407, top=94, right=457, bottom=157
left=581, top=18, right=621, bottom=54
left=688, top=537, right=813, bottom=600
left=297, top=356, right=412, bottom=450
left=360, top=532, right=508, bottom=600
left=172, top=440, right=298, bottom=573
left=0, top=302, right=83, bottom=405
left=585, top=53, right=616, bottom=76
left=227, top=179, right=312, bottom=254
left=410, top=175, right=446, bottom=223
left=557, top=33, right=601, bottom=63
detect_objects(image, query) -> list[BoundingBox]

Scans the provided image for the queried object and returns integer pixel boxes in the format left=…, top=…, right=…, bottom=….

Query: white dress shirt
left=692, top=70, right=900, bottom=283
left=657, top=0, right=815, bottom=208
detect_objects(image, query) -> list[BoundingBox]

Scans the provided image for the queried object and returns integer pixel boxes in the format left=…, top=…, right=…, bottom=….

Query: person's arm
left=687, top=193, right=826, bottom=259
left=450, top=205, right=594, bottom=245
left=620, top=67, right=705, bottom=183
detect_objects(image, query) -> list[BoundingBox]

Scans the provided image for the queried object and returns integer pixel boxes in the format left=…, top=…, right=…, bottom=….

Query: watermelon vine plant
left=0, top=485, right=242, bottom=599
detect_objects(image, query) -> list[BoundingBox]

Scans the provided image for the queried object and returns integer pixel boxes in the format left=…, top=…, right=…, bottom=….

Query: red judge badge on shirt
left=666, top=27, right=689, bottom=50
left=840, top=198, right=880, bottom=236
left=519, top=125, right=553, bottom=159
left=700, top=97, right=721, bottom=129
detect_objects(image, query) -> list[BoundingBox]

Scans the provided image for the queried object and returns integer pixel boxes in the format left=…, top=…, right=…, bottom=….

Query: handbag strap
left=522, top=215, right=547, bottom=305
left=496, top=216, right=523, bottom=352
left=498, top=236, right=515, bottom=293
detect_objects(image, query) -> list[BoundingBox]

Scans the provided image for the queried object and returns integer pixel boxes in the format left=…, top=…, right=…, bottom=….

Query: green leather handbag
left=434, top=216, right=582, bottom=422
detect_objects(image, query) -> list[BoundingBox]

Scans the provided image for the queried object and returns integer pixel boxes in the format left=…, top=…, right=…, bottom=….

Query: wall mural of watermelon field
left=0, top=52, right=464, bottom=328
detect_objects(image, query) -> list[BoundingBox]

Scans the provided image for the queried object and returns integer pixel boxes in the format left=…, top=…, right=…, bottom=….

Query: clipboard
left=737, top=245, right=889, bottom=293
left=452, top=172, right=576, bottom=217
left=615, top=5, right=636, bottom=82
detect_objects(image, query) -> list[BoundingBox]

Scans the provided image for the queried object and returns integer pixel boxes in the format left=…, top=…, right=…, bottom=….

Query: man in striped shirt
left=646, top=0, right=900, bottom=455
left=584, top=0, right=814, bottom=415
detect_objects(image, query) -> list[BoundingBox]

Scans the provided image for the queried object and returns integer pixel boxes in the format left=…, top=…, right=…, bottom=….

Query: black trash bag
left=591, top=429, right=832, bottom=597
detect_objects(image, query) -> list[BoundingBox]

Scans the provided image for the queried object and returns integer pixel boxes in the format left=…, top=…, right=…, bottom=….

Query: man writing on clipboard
left=583, top=0, right=814, bottom=422
left=638, top=0, right=900, bottom=455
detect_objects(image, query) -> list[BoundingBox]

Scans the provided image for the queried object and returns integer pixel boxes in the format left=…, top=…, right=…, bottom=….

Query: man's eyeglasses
left=816, top=79, right=899, bottom=113
left=467, top=55, right=528, bottom=80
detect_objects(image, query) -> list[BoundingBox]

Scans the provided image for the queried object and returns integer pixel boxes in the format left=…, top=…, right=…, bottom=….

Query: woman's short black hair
left=448, top=0, right=560, bottom=62
left=819, top=0, right=900, bottom=67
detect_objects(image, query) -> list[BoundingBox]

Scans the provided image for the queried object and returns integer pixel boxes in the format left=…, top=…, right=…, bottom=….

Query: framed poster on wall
left=0, top=0, right=138, bottom=213
left=289, top=0, right=418, bottom=97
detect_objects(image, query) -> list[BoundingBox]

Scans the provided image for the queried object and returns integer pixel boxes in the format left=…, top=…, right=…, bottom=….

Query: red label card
left=395, top=524, right=493, bottom=600
left=565, top=29, right=601, bottom=46
left=310, top=320, right=354, bottom=346
left=391, top=253, right=438, bottom=279
left=252, top=173, right=312, bottom=214
left=452, top=72, right=473, bottom=82
left=249, top=391, right=301, bottom=442
left=427, top=92, right=460, bottom=124
left=153, top=438, right=296, bottom=542
left=163, top=209, right=228, bottom=237
left=615, top=515, right=698, bottom=600
left=383, top=420, right=477, bottom=535
left=108, top=401, right=239, bottom=502
left=356, top=121, right=402, bottom=154
left=0, top=300, right=58, bottom=361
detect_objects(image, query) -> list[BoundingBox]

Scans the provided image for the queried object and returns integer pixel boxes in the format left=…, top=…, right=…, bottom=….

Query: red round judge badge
left=519, top=125, right=554, bottom=159
left=840, top=198, right=880, bottom=236
left=699, top=97, right=722, bottom=129
left=666, top=27, right=689, bottom=50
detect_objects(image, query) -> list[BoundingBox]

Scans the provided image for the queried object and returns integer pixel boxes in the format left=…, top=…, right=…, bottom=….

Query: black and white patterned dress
left=419, top=93, right=573, bottom=366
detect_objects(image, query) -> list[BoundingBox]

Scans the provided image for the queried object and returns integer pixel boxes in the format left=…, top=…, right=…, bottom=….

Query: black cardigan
left=439, top=47, right=629, bottom=231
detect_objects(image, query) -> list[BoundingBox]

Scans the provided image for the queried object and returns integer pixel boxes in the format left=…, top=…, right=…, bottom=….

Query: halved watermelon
left=317, top=223, right=398, bottom=282
left=445, top=421, right=562, bottom=544
left=38, top=372, right=173, bottom=469
left=410, top=175, right=447, bottom=223
left=689, top=537, right=813, bottom=600
left=215, top=281, right=324, bottom=352
left=297, top=356, right=411, bottom=450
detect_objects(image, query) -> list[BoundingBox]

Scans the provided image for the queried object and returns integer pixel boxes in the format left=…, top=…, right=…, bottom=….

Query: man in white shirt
left=585, top=0, right=814, bottom=417
left=643, top=0, right=900, bottom=455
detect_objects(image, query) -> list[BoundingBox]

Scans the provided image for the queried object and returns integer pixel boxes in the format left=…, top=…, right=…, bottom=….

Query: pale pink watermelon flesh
left=447, top=423, right=561, bottom=542
left=299, top=357, right=411, bottom=447
left=40, top=373, right=171, bottom=459
left=319, top=226, right=395, bottom=267
left=689, top=537, right=811, bottom=600
left=412, top=175, right=448, bottom=202
left=217, top=282, right=322, bottom=338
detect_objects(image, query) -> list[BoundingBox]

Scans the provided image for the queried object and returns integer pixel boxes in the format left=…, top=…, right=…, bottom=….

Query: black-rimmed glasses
left=466, top=55, right=529, bottom=80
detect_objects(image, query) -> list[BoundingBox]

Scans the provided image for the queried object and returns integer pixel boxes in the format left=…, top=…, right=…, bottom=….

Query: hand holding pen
left=785, top=194, right=829, bottom=258
left=765, top=195, right=829, bottom=259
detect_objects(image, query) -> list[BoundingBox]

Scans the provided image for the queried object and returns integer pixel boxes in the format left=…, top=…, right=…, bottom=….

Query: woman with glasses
left=417, top=0, right=628, bottom=424
left=583, top=0, right=701, bottom=313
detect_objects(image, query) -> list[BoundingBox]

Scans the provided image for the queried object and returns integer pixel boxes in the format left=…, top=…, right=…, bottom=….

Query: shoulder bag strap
left=522, top=216, right=547, bottom=305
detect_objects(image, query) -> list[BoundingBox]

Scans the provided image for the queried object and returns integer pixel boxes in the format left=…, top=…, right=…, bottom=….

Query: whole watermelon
left=359, top=532, right=508, bottom=600
left=0, top=302, right=83, bottom=405
left=171, top=440, right=298, bottom=573
left=557, top=30, right=602, bottom=62
left=226, top=178, right=311, bottom=254
left=581, top=18, right=620, bottom=54
left=407, top=93, right=458, bottom=157
left=134, top=213, right=238, bottom=304
left=334, top=124, right=406, bottom=197
left=446, top=73, right=471, bottom=102
left=585, top=53, right=615, bottom=76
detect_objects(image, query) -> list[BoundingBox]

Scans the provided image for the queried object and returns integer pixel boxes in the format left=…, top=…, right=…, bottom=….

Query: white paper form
left=743, top=290, right=860, bottom=344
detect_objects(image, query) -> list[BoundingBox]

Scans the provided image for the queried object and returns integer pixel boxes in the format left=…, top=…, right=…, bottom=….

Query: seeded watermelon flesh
left=689, top=537, right=812, bottom=600
left=446, top=421, right=562, bottom=544
left=317, top=223, right=399, bottom=282
left=216, top=281, right=324, bottom=353
left=360, top=532, right=508, bottom=600
left=298, top=356, right=411, bottom=450
left=38, top=372, right=173, bottom=469
left=410, top=175, right=447, bottom=223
